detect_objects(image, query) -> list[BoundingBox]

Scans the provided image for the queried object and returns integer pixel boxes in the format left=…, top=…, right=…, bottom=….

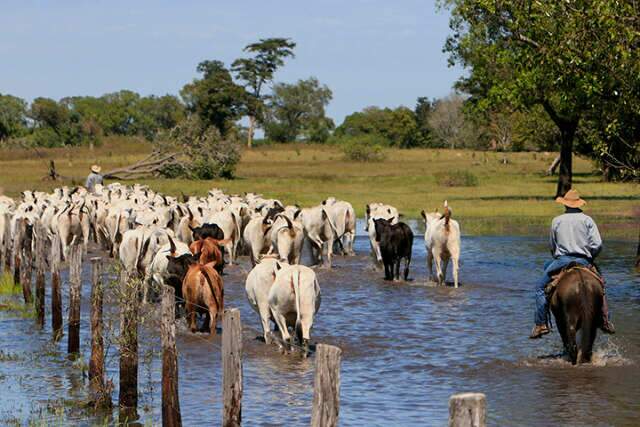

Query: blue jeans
left=535, top=256, right=591, bottom=326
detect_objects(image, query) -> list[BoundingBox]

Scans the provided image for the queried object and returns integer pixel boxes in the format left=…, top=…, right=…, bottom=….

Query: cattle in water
left=146, top=236, right=191, bottom=304
left=189, top=238, right=228, bottom=274
left=268, top=263, right=321, bottom=355
left=270, top=213, right=304, bottom=265
left=373, top=218, right=413, bottom=281
left=243, top=216, right=274, bottom=266
left=421, top=200, right=461, bottom=287
left=245, top=257, right=280, bottom=344
left=182, top=261, right=224, bottom=334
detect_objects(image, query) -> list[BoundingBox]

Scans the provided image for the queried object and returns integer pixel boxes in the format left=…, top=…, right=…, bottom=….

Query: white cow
left=323, top=197, right=356, bottom=255
left=243, top=215, right=273, bottom=266
left=55, top=202, right=90, bottom=259
left=145, top=235, right=191, bottom=302
left=245, top=257, right=279, bottom=344
left=421, top=201, right=461, bottom=287
left=270, top=213, right=304, bottom=265
left=268, top=263, right=321, bottom=354
left=300, top=205, right=341, bottom=267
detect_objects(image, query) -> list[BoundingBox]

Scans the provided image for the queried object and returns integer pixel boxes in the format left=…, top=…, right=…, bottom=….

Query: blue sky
left=0, top=0, right=462, bottom=124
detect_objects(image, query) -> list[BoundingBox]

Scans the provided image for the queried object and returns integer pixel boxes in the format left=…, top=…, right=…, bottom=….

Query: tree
left=263, top=77, right=334, bottom=143
left=232, top=38, right=296, bottom=148
left=0, top=94, right=27, bottom=140
left=441, top=0, right=640, bottom=196
left=335, top=106, right=422, bottom=148
left=428, top=94, right=466, bottom=149
left=415, top=97, right=434, bottom=145
left=181, top=60, right=247, bottom=136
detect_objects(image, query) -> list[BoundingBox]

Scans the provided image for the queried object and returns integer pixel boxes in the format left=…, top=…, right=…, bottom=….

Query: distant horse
left=549, top=267, right=604, bottom=365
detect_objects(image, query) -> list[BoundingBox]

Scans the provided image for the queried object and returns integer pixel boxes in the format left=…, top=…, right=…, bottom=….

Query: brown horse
left=549, top=268, right=604, bottom=365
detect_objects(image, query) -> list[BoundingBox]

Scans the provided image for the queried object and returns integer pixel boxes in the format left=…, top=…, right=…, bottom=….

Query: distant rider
left=85, top=164, right=103, bottom=193
left=530, top=189, right=615, bottom=339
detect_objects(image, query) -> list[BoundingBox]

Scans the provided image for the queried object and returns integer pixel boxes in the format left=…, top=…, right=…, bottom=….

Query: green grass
left=0, top=138, right=638, bottom=238
left=0, top=273, right=20, bottom=296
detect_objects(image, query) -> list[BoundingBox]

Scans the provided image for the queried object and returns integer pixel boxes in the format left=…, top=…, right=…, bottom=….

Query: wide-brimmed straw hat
left=555, top=189, right=586, bottom=208
left=91, top=164, right=102, bottom=173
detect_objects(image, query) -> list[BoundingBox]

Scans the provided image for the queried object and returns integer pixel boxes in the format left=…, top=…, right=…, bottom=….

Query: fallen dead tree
left=102, top=151, right=180, bottom=180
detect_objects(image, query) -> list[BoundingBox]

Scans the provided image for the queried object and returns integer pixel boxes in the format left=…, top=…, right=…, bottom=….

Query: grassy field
left=0, top=137, right=638, bottom=238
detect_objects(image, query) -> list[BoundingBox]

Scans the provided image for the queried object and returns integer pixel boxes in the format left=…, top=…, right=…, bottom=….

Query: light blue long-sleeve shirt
left=550, top=211, right=602, bottom=260
left=85, top=172, right=103, bottom=192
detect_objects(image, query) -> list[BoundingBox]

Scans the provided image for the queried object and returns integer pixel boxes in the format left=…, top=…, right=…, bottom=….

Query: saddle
left=544, top=262, right=605, bottom=298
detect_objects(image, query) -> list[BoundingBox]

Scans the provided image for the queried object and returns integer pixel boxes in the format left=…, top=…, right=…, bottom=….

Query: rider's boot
left=529, top=324, right=550, bottom=339
left=600, top=292, right=615, bottom=334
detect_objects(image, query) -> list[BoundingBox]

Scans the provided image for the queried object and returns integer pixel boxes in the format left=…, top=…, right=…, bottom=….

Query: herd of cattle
left=0, top=183, right=461, bottom=352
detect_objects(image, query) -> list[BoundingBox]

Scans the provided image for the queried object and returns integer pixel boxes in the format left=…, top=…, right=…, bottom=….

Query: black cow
left=165, top=252, right=199, bottom=316
left=373, top=218, right=413, bottom=281
left=189, top=223, right=224, bottom=241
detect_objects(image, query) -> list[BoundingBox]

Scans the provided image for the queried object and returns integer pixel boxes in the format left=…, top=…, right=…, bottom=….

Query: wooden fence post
left=11, top=222, right=22, bottom=287
left=161, top=285, right=182, bottom=427
left=448, top=393, right=486, bottom=427
left=67, top=242, right=83, bottom=356
left=311, top=344, right=342, bottom=427
left=0, top=221, right=7, bottom=274
left=222, top=308, right=242, bottom=427
left=89, top=257, right=111, bottom=408
left=119, top=270, right=139, bottom=423
left=19, top=224, right=33, bottom=304
left=34, top=225, right=47, bottom=327
left=51, top=234, right=63, bottom=340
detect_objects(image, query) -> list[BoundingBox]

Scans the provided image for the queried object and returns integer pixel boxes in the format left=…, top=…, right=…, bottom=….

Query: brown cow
left=182, top=262, right=224, bottom=334
left=189, top=238, right=229, bottom=274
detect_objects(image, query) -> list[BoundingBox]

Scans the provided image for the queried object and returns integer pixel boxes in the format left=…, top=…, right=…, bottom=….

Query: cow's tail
left=322, top=208, right=345, bottom=253
left=201, top=264, right=222, bottom=313
left=136, top=234, right=151, bottom=275
left=443, top=200, right=451, bottom=233
left=293, top=269, right=302, bottom=343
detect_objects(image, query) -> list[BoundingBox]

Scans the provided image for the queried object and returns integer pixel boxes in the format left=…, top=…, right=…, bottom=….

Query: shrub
left=434, top=170, right=479, bottom=187
left=340, top=135, right=386, bottom=162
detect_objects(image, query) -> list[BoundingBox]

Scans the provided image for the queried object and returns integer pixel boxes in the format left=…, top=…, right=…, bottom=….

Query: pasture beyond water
left=0, top=223, right=638, bottom=426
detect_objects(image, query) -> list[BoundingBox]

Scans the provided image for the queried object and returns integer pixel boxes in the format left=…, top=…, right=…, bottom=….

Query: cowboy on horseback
left=530, top=189, right=615, bottom=339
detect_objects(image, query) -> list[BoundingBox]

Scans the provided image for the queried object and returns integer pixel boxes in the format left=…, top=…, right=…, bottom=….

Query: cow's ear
left=293, top=209, right=302, bottom=220
left=166, top=255, right=173, bottom=261
left=275, top=262, right=282, bottom=271
left=365, top=204, right=370, bottom=215
left=421, top=210, right=427, bottom=221
left=398, top=213, right=404, bottom=218
left=388, top=217, right=395, bottom=223
left=322, top=200, right=326, bottom=205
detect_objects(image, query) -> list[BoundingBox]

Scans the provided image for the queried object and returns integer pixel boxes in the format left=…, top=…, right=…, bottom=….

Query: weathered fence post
left=34, top=225, right=47, bottom=326
left=11, top=222, right=22, bottom=287
left=19, top=224, right=33, bottom=304
left=89, top=257, right=111, bottom=408
left=161, top=285, right=182, bottom=427
left=311, top=344, right=342, bottom=427
left=67, top=242, right=83, bottom=356
left=0, top=221, right=8, bottom=274
left=222, top=308, right=242, bottom=427
left=51, top=234, right=63, bottom=340
left=119, top=270, right=139, bottom=423
left=448, top=393, right=487, bottom=427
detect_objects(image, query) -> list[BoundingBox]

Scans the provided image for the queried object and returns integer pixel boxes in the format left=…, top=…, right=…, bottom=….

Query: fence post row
left=448, top=393, right=487, bottom=427
left=161, top=285, right=182, bottom=427
left=34, top=225, right=47, bottom=327
left=50, top=234, right=63, bottom=340
left=67, top=243, right=83, bottom=356
left=311, top=344, right=342, bottom=427
left=119, top=270, right=139, bottom=423
left=222, top=308, right=243, bottom=427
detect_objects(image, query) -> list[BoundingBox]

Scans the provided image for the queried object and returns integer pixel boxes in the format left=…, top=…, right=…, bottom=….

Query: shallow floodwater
left=1, top=222, right=638, bottom=426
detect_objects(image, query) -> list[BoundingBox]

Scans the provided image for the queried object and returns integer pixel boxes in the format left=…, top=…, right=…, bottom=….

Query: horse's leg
left=566, top=320, right=578, bottom=365
left=579, top=317, right=597, bottom=364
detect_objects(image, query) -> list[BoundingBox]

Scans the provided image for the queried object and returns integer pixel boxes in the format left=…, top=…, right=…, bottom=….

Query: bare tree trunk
left=547, top=155, right=561, bottom=175
left=247, top=115, right=256, bottom=148
left=556, top=125, right=575, bottom=198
